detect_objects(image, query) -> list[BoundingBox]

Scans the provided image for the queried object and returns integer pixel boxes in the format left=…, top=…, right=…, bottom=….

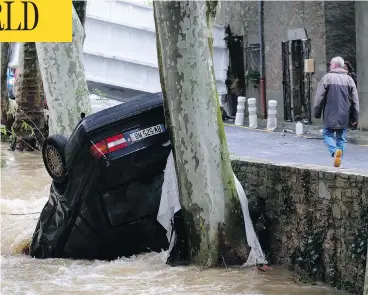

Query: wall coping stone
left=230, top=155, right=368, bottom=177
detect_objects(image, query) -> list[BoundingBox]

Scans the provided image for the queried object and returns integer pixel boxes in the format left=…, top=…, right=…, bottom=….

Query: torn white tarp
left=156, top=152, right=181, bottom=250
left=234, top=173, right=267, bottom=266
left=157, top=151, right=267, bottom=266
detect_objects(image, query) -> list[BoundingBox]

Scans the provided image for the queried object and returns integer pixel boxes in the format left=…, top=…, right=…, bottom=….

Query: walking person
left=314, top=56, right=359, bottom=167
left=344, top=61, right=358, bottom=129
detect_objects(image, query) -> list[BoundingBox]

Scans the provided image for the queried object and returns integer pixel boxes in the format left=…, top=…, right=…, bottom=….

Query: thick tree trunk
left=12, top=43, right=45, bottom=150
left=36, top=6, right=91, bottom=137
left=1, top=42, right=10, bottom=126
left=154, top=1, right=247, bottom=267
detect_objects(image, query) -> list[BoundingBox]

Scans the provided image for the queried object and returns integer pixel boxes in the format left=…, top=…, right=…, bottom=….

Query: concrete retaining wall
left=231, top=157, right=368, bottom=294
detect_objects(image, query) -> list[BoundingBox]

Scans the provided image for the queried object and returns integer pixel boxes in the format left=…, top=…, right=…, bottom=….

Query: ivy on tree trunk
left=153, top=1, right=247, bottom=268
left=73, top=1, right=87, bottom=28
left=1, top=42, right=10, bottom=126
left=73, top=0, right=87, bottom=45
left=12, top=43, right=45, bottom=150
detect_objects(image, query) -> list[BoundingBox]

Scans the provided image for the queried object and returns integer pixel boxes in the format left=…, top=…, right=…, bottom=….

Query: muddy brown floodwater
left=0, top=145, right=348, bottom=295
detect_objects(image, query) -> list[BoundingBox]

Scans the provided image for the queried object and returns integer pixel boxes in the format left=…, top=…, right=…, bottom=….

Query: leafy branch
left=245, top=69, right=260, bottom=88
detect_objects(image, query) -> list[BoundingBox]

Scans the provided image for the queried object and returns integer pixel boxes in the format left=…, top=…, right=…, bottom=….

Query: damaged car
left=30, top=93, right=187, bottom=263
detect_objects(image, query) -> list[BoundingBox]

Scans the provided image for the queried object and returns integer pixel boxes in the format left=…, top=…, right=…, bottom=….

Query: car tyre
left=42, top=134, right=68, bottom=183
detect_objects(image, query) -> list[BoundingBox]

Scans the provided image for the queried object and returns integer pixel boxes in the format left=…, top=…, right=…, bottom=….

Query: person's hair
left=330, top=56, right=345, bottom=68
left=344, top=61, right=354, bottom=73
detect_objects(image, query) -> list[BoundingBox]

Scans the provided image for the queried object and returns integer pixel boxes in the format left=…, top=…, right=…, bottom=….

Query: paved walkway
left=225, top=124, right=368, bottom=174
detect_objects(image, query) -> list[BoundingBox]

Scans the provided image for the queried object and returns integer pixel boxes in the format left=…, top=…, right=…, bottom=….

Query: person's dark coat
left=314, top=68, right=359, bottom=129
left=348, top=72, right=358, bottom=127
left=349, top=72, right=357, bottom=87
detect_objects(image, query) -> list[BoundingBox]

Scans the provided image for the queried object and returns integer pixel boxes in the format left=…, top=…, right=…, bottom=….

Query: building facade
left=356, top=1, right=368, bottom=130
left=217, top=1, right=366, bottom=129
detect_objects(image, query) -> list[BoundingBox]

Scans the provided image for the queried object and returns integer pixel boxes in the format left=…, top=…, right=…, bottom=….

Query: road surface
left=225, top=125, right=368, bottom=174
left=88, top=94, right=368, bottom=174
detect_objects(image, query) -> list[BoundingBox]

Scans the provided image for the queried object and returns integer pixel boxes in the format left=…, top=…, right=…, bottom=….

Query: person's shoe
left=334, top=149, right=342, bottom=167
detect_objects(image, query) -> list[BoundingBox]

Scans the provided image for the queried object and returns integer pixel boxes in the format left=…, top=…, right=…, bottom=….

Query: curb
left=224, top=123, right=368, bottom=147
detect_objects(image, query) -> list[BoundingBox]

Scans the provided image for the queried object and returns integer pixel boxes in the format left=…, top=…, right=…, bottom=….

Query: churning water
left=0, top=145, right=346, bottom=295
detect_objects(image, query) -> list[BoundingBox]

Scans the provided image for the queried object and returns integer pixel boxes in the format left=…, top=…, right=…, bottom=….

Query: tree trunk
left=36, top=6, right=91, bottom=137
left=153, top=1, right=247, bottom=267
left=12, top=43, right=45, bottom=151
left=73, top=1, right=87, bottom=28
left=1, top=42, right=10, bottom=126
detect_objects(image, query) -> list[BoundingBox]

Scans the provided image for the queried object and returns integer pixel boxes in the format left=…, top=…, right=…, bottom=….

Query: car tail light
left=90, top=133, right=128, bottom=159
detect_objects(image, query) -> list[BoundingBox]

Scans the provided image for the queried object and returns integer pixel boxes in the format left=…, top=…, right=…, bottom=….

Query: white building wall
left=84, top=0, right=229, bottom=95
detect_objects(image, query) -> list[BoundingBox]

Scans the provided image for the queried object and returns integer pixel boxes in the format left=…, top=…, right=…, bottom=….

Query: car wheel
left=42, top=134, right=68, bottom=183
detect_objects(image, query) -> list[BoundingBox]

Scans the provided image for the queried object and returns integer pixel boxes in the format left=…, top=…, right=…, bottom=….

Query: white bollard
left=235, top=96, right=246, bottom=126
left=247, top=97, right=258, bottom=128
left=266, top=100, right=277, bottom=131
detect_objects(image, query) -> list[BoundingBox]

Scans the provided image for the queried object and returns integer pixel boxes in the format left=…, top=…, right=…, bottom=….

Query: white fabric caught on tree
left=156, top=152, right=181, bottom=250
left=157, top=151, right=267, bottom=266
left=234, top=173, right=268, bottom=266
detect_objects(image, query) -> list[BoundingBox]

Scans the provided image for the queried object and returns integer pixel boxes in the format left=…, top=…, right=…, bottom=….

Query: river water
left=0, top=145, right=346, bottom=295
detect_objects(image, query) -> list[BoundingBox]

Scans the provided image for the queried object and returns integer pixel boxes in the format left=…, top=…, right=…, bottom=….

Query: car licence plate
left=130, top=124, right=165, bottom=142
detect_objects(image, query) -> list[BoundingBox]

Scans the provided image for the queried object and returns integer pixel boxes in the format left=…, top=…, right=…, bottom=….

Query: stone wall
left=216, top=1, right=259, bottom=37
left=231, top=157, right=368, bottom=295
left=216, top=1, right=247, bottom=36
left=356, top=1, right=368, bottom=130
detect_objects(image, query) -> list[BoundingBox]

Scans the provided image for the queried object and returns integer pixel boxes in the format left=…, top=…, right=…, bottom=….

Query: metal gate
left=282, top=41, right=292, bottom=122
left=302, top=39, right=312, bottom=124
left=281, top=39, right=311, bottom=123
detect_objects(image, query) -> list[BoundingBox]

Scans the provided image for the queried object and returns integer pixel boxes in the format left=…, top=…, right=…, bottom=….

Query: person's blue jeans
left=323, top=128, right=347, bottom=157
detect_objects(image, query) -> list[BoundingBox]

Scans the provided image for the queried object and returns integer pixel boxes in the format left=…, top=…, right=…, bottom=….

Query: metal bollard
left=235, top=96, right=246, bottom=126
left=266, top=100, right=277, bottom=131
left=247, top=97, right=258, bottom=128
